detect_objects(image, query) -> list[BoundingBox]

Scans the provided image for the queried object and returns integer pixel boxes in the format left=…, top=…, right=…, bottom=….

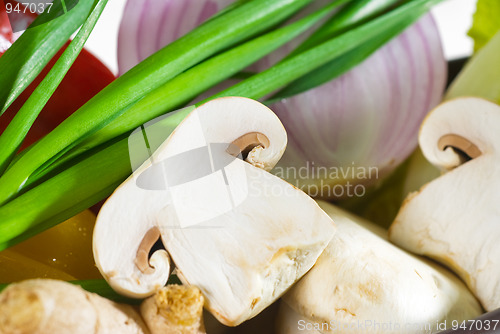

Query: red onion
left=117, top=1, right=446, bottom=198
left=264, top=14, right=446, bottom=198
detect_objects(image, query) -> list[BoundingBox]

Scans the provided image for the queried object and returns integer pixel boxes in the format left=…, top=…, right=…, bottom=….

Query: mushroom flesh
left=93, top=97, right=336, bottom=326
left=390, top=97, right=500, bottom=311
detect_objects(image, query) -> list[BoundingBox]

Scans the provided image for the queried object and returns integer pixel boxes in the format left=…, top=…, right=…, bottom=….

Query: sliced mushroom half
left=278, top=201, right=482, bottom=334
left=93, top=97, right=336, bottom=326
left=389, top=97, right=500, bottom=311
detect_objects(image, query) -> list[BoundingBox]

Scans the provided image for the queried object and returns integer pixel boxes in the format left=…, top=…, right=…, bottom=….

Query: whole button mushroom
left=93, top=97, right=336, bottom=326
left=278, top=201, right=482, bottom=334
left=390, top=97, right=500, bottom=311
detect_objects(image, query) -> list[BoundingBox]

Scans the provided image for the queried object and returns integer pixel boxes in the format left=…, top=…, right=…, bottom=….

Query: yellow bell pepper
left=1, top=210, right=102, bottom=281
left=0, top=250, right=75, bottom=283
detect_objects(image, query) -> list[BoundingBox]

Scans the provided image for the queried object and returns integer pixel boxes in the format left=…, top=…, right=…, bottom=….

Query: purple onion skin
left=266, top=14, right=446, bottom=199
left=117, top=0, right=332, bottom=75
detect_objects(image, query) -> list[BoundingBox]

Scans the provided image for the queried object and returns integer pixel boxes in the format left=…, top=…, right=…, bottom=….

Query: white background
left=84, top=0, right=479, bottom=75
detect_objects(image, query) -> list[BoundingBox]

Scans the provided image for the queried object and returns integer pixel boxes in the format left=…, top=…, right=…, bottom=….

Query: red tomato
left=0, top=3, right=15, bottom=56
left=0, top=3, right=115, bottom=149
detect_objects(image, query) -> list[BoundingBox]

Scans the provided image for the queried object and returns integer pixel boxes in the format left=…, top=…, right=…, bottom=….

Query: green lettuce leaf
left=468, top=0, right=500, bottom=52
left=446, top=31, right=500, bottom=103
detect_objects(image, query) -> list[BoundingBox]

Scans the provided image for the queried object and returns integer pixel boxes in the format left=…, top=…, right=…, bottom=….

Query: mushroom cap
left=93, top=97, right=336, bottom=326
left=280, top=201, right=482, bottom=334
left=390, top=97, right=500, bottom=311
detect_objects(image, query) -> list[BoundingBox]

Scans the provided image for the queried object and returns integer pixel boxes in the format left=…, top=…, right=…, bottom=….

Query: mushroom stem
left=438, top=134, right=482, bottom=161
left=135, top=227, right=162, bottom=275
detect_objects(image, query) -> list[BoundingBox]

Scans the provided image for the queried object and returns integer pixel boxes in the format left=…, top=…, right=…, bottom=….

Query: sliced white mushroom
left=93, top=97, right=336, bottom=326
left=390, top=97, right=500, bottom=311
left=278, top=201, right=482, bottom=334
